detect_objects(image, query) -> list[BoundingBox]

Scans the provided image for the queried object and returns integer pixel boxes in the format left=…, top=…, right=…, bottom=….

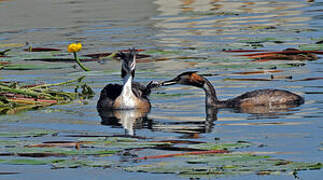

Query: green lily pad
left=144, top=49, right=184, bottom=55
left=299, top=44, right=323, bottom=51
left=0, top=43, right=25, bottom=48
left=79, top=137, right=172, bottom=150
left=126, top=153, right=322, bottom=178
left=4, top=146, right=119, bottom=156
left=0, top=129, right=56, bottom=138
left=238, top=37, right=295, bottom=44
left=2, top=158, right=51, bottom=165
left=2, top=64, right=72, bottom=70
left=51, top=159, right=114, bottom=168
left=188, top=141, right=252, bottom=151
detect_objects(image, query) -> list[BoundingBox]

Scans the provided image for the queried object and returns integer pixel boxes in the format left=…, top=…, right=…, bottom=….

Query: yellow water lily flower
left=67, top=43, right=82, bottom=53
left=67, top=42, right=90, bottom=71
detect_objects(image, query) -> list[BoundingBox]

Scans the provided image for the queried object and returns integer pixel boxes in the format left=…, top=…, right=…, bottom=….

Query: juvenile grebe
left=97, top=48, right=158, bottom=111
left=161, top=71, right=304, bottom=109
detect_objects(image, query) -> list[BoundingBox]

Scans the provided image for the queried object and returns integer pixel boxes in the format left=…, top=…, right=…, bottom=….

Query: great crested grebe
left=97, top=48, right=158, bottom=111
left=161, top=71, right=304, bottom=109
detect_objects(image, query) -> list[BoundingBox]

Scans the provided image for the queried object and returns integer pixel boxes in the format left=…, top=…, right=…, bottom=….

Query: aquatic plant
left=0, top=76, right=94, bottom=114
left=67, top=43, right=90, bottom=71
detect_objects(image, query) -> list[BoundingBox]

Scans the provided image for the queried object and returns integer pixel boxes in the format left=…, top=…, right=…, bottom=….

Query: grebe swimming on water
left=161, top=71, right=304, bottom=109
left=97, top=48, right=158, bottom=111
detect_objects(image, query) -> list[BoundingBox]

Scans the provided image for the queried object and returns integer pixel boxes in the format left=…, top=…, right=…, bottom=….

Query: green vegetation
left=0, top=76, right=94, bottom=114
left=0, top=128, right=320, bottom=178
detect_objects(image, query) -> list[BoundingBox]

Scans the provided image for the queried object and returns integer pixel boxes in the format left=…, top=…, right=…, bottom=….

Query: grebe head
left=162, top=71, right=205, bottom=88
left=119, top=48, right=137, bottom=78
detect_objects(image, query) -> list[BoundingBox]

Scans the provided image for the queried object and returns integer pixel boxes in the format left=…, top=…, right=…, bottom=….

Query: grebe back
left=161, top=71, right=304, bottom=109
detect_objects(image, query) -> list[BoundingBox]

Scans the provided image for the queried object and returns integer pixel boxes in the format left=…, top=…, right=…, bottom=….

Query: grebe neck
left=122, top=74, right=134, bottom=97
left=202, top=78, right=220, bottom=107
left=117, top=74, right=137, bottom=109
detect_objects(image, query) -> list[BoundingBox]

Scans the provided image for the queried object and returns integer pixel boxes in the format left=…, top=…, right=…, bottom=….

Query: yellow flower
left=67, top=43, right=82, bottom=53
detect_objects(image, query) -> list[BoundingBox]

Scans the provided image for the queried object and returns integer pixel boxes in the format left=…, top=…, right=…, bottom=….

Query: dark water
left=1, top=0, right=323, bottom=179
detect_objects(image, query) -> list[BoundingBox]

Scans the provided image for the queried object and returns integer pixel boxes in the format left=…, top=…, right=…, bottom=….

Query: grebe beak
left=161, top=79, right=177, bottom=86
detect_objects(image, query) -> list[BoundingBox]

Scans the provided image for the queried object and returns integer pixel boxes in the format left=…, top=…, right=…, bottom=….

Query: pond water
left=0, top=0, right=323, bottom=179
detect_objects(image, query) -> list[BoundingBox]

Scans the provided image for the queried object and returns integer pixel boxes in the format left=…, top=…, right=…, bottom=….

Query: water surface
left=0, top=0, right=323, bottom=179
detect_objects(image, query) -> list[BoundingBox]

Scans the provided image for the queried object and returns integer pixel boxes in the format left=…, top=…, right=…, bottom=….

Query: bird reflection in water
left=98, top=108, right=152, bottom=136
left=98, top=107, right=217, bottom=136
left=98, top=104, right=300, bottom=137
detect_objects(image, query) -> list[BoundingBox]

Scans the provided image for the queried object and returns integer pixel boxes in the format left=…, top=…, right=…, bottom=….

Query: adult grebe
left=97, top=48, right=158, bottom=111
left=161, top=71, right=304, bottom=108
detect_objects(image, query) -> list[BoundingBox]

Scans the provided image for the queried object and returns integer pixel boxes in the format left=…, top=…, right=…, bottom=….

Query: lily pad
left=2, top=64, right=72, bottom=70
left=144, top=49, right=184, bottom=55
left=238, top=37, right=294, bottom=44
left=3, top=146, right=119, bottom=157
left=126, top=153, right=322, bottom=178
left=78, top=137, right=172, bottom=150
left=0, top=43, right=25, bottom=48
left=299, top=44, right=323, bottom=51
left=23, top=47, right=61, bottom=52
left=188, top=141, right=252, bottom=151
left=0, top=129, right=56, bottom=138
left=1, top=158, right=51, bottom=165
left=51, top=159, right=114, bottom=168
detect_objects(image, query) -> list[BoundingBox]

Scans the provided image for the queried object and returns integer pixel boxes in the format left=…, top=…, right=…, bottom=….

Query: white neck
left=119, top=75, right=136, bottom=109
left=122, top=74, right=133, bottom=94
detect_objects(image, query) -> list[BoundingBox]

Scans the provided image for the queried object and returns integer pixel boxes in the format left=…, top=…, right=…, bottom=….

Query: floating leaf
left=23, top=47, right=61, bottom=52
left=238, top=37, right=294, bottom=44
left=2, top=64, right=72, bottom=70
left=0, top=43, right=25, bottom=48
left=223, top=49, right=265, bottom=53
left=239, top=48, right=319, bottom=61
left=188, top=141, right=252, bottom=151
left=126, top=153, right=322, bottom=178
left=0, top=129, right=56, bottom=138
left=144, top=49, right=183, bottom=55
left=299, top=44, right=323, bottom=51
left=25, top=141, right=91, bottom=148
left=2, top=158, right=51, bottom=165
left=51, top=159, right=114, bottom=168
left=78, top=137, right=172, bottom=150
left=3, top=146, right=119, bottom=157
left=25, top=58, right=99, bottom=62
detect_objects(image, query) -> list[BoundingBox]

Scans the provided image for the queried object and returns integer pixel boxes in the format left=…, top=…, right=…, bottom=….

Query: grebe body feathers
left=162, top=71, right=304, bottom=109
left=97, top=49, right=157, bottom=111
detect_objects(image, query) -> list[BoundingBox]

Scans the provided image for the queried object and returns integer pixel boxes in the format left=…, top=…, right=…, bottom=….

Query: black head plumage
left=119, top=48, right=137, bottom=78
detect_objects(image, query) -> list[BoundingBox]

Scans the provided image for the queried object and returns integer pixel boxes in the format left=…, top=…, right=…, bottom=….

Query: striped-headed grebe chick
left=161, top=71, right=304, bottom=109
